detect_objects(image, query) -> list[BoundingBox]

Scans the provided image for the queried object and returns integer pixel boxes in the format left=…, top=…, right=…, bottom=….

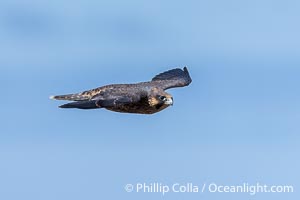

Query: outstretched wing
left=95, top=96, right=137, bottom=107
left=50, top=86, right=111, bottom=101
left=58, top=96, right=139, bottom=109
left=55, top=85, right=144, bottom=109
left=151, top=67, right=192, bottom=90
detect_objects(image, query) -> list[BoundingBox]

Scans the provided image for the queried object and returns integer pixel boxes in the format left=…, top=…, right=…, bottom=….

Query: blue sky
left=0, top=0, right=299, bottom=199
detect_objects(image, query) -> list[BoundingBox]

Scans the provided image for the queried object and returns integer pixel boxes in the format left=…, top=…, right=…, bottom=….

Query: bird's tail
left=49, top=93, right=89, bottom=101
left=59, top=100, right=98, bottom=109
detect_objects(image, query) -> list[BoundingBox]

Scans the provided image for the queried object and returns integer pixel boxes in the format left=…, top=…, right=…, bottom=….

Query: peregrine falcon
left=50, top=67, right=192, bottom=114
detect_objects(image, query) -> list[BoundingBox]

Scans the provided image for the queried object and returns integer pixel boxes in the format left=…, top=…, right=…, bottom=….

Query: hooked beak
left=165, top=97, right=173, bottom=106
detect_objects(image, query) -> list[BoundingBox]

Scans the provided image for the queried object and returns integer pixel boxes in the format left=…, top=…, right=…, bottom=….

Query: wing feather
left=50, top=85, right=114, bottom=101
left=95, top=96, right=136, bottom=107
left=151, top=67, right=192, bottom=90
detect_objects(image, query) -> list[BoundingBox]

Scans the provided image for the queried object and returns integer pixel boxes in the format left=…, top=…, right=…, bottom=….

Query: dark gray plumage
left=50, top=67, right=192, bottom=114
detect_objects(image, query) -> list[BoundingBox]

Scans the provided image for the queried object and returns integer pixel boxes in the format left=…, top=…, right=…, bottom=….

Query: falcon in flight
left=50, top=67, right=192, bottom=114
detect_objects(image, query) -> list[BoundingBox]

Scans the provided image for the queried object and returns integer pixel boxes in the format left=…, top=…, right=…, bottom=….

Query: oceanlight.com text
left=124, top=182, right=294, bottom=196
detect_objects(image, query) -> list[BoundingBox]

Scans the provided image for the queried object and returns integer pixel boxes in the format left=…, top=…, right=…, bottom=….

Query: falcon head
left=148, top=89, right=173, bottom=109
left=157, top=94, right=173, bottom=105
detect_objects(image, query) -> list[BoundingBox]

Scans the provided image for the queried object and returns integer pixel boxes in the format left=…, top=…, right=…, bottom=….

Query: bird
left=50, top=67, right=192, bottom=114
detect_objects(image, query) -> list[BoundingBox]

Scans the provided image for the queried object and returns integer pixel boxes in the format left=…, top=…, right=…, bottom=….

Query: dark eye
left=159, top=96, right=166, bottom=101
